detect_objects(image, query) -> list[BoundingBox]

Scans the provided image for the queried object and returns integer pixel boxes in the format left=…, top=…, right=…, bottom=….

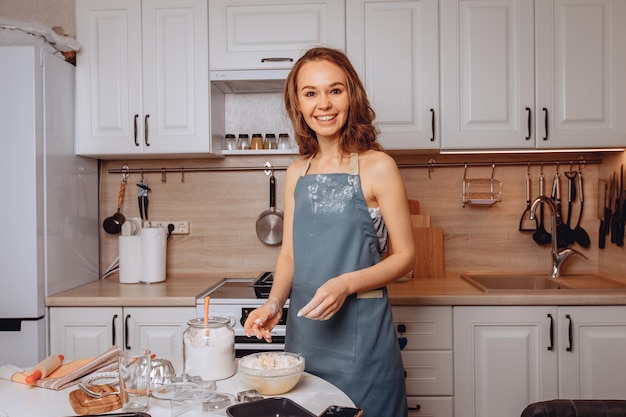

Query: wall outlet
left=145, top=220, right=190, bottom=235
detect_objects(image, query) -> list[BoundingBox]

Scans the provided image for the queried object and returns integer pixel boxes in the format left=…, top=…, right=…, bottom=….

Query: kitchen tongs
left=137, top=179, right=150, bottom=225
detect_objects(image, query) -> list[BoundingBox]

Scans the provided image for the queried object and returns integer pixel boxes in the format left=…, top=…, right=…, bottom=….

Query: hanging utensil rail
left=106, top=157, right=602, bottom=179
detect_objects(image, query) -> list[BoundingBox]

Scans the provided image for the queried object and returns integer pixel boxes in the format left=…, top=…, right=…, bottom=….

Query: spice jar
left=224, top=134, right=237, bottom=150
left=250, top=133, right=264, bottom=150
left=277, top=133, right=291, bottom=149
left=237, top=134, right=250, bottom=150
left=264, top=133, right=277, bottom=149
left=183, top=317, right=235, bottom=382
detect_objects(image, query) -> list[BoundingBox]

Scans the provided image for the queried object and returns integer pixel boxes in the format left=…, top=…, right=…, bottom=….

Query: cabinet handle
left=125, top=314, right=131, bottom=350
left=525, top=107, right=531, bottom=140
left=566, top=314, right=573, bottom=352
left=430, top=108, right=435, bottom=142
left=260, top=57, right=293, bottom=63
left=133, top=115, right=139, bottom=146
left=547, top=313, right=554, bottom=351
left=144, top=115, right=150, bottom=147
left=543, top=107, right=549, bottom=141
left=408, top=404, right=421, bottom=411
left=112, top=314, right=118, bottom=346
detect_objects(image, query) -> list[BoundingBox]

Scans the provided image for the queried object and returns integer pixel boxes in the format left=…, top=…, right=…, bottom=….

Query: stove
left=196, top=272, right=289, bottom=355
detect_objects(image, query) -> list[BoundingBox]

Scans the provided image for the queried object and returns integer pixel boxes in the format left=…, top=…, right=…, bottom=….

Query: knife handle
left=599, top=219, right=607, bottom=249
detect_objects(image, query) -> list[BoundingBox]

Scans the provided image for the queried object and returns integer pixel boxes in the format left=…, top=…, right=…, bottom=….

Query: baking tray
left=226, top=397, right=315, bottom=417
left=252, top=271, right=275, bottom=298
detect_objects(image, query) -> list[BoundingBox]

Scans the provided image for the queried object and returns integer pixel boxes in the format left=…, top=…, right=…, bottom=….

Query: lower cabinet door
left=407, top=396, right=453, bottom=417
left=402, top=351, right=453, bottom=396
left=49, top=307, right=122, bottom=361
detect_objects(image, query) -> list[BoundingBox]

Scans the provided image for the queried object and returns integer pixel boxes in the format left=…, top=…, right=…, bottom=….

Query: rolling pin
left=25, top=354, right=64, bottom=384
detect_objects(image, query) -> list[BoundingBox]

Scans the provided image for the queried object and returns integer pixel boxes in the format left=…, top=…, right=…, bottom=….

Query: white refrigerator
left=0, top=46, right=99, bottom=367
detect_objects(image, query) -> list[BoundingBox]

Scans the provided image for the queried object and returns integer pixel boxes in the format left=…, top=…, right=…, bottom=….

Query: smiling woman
left=243, top=47, right=415, bottom=417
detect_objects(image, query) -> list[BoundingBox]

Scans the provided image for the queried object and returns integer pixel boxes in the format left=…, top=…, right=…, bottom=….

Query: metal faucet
left=529, top=195, right=587, bottom=278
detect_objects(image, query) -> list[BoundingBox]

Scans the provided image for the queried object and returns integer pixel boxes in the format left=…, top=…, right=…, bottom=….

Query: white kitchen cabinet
left=557, top=306, right=626, bottom=399
left=49, top=306, right=194, bottom=376
left=392, top=306, right=454, bottom=417
left=441, top=0, right=626, bottom=151
left=347, top=0, right=440, bottom=150
left=75, top=0, right=211, bottom=158
left=454, top=306, right=626, bottom=417
left=209, top=0, right=345, bottom=71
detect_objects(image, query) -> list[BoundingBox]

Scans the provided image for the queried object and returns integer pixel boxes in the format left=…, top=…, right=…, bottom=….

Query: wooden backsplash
left=99, top=151, right=626, bottom=279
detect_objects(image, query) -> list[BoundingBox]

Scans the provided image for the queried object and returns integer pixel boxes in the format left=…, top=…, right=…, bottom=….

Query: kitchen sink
left=461, top=274, right=626, bottom=293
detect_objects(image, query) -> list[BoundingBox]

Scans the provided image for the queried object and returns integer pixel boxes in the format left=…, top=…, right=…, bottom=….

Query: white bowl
left=238, top=352, right=305, bottom=395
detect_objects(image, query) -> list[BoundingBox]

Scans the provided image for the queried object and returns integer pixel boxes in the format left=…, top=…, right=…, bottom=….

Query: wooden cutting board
left=69, top=384, right=121, bottom=415
left=412, top=227, right=445, bottom=278
left=411, top=214, right=431, bottom=228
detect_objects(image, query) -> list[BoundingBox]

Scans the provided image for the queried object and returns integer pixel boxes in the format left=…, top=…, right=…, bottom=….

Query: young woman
left=243, top=47, right=415, bottom=416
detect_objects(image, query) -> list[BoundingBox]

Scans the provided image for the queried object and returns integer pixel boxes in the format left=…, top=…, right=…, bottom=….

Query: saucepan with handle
left=256, top=170, right=284, bottom=246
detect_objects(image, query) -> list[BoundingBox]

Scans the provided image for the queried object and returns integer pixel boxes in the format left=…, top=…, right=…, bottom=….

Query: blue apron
left=285, top=153, right=407, bottom=417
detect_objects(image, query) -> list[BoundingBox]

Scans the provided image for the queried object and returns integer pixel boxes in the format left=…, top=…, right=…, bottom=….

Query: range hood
left=211, top=69, right=290, bottom=94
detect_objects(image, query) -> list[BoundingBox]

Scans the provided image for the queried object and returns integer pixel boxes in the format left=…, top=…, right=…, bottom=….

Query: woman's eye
left=331, top=88, right=342, bottom=95
left=305, top=91, right=316, bottom=97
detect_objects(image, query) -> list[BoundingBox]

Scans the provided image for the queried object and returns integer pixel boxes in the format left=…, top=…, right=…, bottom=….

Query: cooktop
left=196, top=272, right=274, bottom=301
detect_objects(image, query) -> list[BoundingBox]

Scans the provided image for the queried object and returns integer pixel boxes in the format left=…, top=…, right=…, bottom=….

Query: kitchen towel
left=140, top=226, right=167, bottom=283
left=5, top=345, right=121, bottom=390
left=118, top=235, right=142, bottom=284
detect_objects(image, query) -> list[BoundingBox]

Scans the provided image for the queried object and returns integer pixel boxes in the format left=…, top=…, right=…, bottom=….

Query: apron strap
left=301, top=155, right=314, bottom=176
left=349, top=153, right=359, bottom=175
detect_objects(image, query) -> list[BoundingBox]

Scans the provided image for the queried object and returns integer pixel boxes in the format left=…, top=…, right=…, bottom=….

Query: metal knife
left=617, top=165, right=624, bottom=247
left=599, top=179, right=608, bottom=249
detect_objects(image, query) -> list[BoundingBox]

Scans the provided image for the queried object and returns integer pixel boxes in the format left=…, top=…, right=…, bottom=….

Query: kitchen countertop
left=46, top=272, right=626, bottom=307
left=0, top=369, right=354, bottom=417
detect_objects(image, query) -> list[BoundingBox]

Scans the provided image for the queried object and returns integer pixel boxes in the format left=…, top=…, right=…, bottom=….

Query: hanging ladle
left=103, top=171, right=128, bottom=235
left=532, top=170, right=552, bottom=245
left=572, top=170, right=590, bottom=248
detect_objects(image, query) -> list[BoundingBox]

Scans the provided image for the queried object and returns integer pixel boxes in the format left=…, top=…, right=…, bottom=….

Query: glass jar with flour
left=183, top=317, right=235, bottom=382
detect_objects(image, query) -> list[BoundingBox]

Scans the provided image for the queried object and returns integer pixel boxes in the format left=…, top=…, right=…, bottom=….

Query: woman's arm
left=243, top=161, right=301, bottom=340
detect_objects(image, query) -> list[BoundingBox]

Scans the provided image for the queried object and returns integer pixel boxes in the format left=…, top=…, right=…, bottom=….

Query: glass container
left=183, top=317, right=235, bottom=382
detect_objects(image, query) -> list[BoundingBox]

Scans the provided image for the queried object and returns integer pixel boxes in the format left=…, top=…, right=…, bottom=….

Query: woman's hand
left=243, top=298, right=283, bottom=342
left=297, top=277, right=350, bottom=320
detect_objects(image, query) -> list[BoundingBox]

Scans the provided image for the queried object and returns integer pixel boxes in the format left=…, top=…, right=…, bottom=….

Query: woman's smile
left=296, top=60, right=350, bottom=141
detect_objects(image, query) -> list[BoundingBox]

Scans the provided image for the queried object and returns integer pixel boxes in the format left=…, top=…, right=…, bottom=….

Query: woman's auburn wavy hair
left=283, top=47, right=382, bottom=156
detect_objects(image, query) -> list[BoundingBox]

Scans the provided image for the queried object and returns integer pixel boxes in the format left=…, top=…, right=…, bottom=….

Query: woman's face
left=296, top=59, right=350, bottom=142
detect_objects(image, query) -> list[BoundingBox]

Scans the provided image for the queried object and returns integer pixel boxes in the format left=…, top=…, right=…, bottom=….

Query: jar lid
left=265, top=133, right=276, bottom=138
left=187, top=317, right=230, bottom=327
left=279, top=133, right=289, bottom=137
left=225, top=134, right=235, bottom=138
left=238, top=133, right=249, bottom=138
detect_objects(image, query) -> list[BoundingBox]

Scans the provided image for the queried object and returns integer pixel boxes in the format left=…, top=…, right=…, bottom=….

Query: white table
left=0, top=371, right=354, bottom=417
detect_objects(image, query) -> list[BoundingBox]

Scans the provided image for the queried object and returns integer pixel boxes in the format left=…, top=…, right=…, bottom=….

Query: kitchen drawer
left=393, top=306, right=453, bottom=350
left=407, top=396, right=453, bottom=417
left=402, top=351, right=453, bottom=396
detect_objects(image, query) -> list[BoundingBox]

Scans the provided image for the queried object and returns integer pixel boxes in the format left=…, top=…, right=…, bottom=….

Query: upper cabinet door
left=535, top=0, right=626, bottom=149
left=441, top=0, right=535, bottom=151
left=141, top=0, right=210, bottom=154
left=76, top=0, right=143, bottom=155
left=209, top=0, right=345, bottom=71
left=347, top=0, right=440, bottom=150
